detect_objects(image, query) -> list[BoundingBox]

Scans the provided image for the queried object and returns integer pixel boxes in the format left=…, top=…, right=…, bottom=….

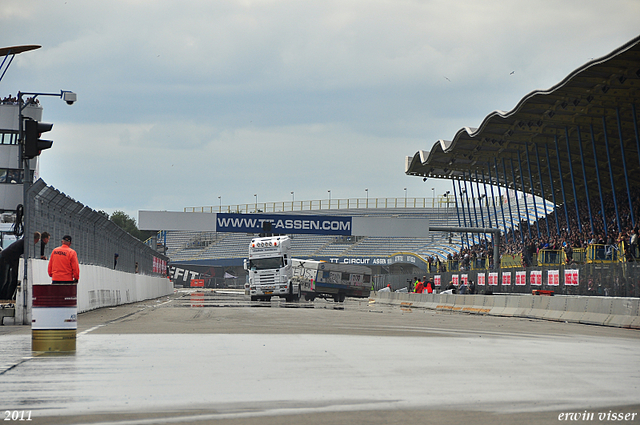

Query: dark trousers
left=0, top=259, right=19, bottom=300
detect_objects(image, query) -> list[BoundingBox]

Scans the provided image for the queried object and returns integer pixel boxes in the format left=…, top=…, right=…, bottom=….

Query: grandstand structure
left=406, top=35, right=640, bottom=242
left=164, top=194, right=549, bottom=271
left=167, top=197, right=458, bottom=266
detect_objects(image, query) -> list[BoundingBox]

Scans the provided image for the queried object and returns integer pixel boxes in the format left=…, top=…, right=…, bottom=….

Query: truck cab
left=244, top=235, right=300, bottom=302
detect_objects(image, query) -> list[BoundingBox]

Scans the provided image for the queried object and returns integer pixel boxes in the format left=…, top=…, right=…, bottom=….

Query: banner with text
left=216, top=213, right=352, bottom=235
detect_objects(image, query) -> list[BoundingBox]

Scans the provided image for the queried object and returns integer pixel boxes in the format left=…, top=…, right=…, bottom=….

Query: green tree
left=109, top=211, right=153, bottom=242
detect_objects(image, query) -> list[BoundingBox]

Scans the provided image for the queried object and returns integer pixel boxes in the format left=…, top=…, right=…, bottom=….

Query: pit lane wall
left=13, top=259, right=173, bottom=325
left=371, top=291, right=640, bottom=329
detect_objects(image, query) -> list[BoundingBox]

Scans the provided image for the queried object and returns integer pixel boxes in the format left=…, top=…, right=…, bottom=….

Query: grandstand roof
left=405, top=35, right=640, bottom=205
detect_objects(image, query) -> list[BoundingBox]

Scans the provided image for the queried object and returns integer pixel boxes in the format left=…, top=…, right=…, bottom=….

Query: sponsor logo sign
left=565, top=269, right=579, bottom=286
left=530, top=270, right=542, bottom=286
left=216, top=213, right=352, bottom=235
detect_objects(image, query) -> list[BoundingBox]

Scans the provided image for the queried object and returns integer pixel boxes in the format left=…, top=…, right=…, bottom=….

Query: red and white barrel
left=32, top=284, right=77, bottom=352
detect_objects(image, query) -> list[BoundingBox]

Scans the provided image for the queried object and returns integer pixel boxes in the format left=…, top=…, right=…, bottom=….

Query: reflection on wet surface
left=177, top=289, right=351, bottom=310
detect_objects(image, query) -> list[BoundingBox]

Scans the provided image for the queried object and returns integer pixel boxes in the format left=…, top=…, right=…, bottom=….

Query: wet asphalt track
left=1, top=289, right=639, bottom=425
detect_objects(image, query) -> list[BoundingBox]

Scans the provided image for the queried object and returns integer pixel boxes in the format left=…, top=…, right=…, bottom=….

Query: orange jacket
left=48, top=244, right=80, bottom=282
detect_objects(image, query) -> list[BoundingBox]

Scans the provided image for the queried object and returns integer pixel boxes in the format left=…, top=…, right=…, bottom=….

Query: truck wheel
left=250, top=295, right=258, bottom=302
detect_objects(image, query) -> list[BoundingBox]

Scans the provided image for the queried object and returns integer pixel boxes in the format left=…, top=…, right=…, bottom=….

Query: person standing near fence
left=40, top=232, right=50, bottom=260
left=0, top=232, right=41, bottom=300
left=48, top=235, right=79, bottom=284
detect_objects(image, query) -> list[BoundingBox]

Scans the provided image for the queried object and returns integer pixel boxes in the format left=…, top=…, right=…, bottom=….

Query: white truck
left=244, top=235, right=300, bottom=302
left=291, top=259, right=373, bottom=302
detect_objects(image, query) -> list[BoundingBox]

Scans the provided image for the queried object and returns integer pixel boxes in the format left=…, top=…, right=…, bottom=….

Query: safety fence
left=373, top=261, right=640, bottom=297
left=444, top=243, right=639, bottom=272
left=25, top=179, right=168, bottom=276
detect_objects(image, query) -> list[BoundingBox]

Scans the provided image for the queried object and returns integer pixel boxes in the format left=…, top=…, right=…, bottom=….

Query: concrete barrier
left=11, top=259, right=174, bottom=325
left=372, top=291, right=640, bottom=329
left=499, top=296, right=521, bottom=317
left=559, top=297, right=589, bottom=323
left=606, top=298, right=640, bottom=328
left=580, top=297, right=613, bottom=326
left=488, top=295, right=508, bottom=316
left=436, top=293, right=456, bottom=312
left=542, top=297, right=567, bottom=322
left=524, top=296, right=551, bottom=320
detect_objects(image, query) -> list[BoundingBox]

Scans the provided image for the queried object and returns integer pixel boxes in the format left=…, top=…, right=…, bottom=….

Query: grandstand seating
left=164, top=201, right=471, bottom=263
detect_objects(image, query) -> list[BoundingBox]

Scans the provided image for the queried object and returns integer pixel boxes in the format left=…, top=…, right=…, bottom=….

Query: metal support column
left=633, top=103, right=640, bottom=169
left=576, top=126, right=595, bottom=235
left=509, top=158, right=524, bottom=244
left=457, top=178, right=470, bottom=247
left=564, top=127, right=582, bottom=233
left=602, top=115, right=621, bottom=234
left=452, top=180, right=465, bottom=248
left=502, top=158, right=516, bottom=242
left=482, top=169, right=492, bottom=228
left=517, top=151, right=531, bottom=240
left=554, top=135, right=570, bottom=233
left=494, top=157, right=510, bottom=243
left=535, top=144, right=550, bottom=238
left=475, top=169, right=486, bottom=244
left=487, top=163, right=500, bottom=238
left=545, top=144, right=561, bottom=236
left=617, top=107, right=635, bottom=228
left=466, top=170, right=480, bottom=233
left=590, top=124, right=608, bottom=238
left=462, top=176, right=476, bottom=245
left=525, top=143, right=540, bottom=238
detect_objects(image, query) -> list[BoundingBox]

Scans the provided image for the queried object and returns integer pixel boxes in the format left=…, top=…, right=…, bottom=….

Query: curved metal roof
left=405, top=35, right=640, bottom=206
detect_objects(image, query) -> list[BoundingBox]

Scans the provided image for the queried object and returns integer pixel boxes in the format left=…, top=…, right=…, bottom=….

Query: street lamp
left=18, top=89, right=76, bottom=325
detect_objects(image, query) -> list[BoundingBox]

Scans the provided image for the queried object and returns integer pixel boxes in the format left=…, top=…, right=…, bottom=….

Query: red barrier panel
left=32, top=284, right=77, bottom=307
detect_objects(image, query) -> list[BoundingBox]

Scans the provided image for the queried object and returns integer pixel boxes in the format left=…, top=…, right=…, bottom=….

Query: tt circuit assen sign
left=216, top=214, right=352, bottom=235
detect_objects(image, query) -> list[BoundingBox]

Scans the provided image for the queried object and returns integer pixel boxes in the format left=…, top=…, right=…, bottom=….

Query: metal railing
left=184, top=197, right=457, bottom=213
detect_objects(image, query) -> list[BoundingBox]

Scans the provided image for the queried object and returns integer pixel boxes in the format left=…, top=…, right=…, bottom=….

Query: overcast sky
left=1, top=1, right=638, bottom=220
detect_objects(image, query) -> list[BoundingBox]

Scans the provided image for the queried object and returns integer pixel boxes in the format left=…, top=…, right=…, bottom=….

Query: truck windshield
left=249, top=257, right=285, bottom=270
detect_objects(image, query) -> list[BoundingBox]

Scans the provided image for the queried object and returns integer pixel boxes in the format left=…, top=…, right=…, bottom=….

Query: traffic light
left=23, top=117, right=53, bottom=159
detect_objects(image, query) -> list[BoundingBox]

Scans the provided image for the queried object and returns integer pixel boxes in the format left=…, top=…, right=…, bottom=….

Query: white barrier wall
left=14, top=259, right=174, bottom=325
left=372, top=291, right=640, bottom=329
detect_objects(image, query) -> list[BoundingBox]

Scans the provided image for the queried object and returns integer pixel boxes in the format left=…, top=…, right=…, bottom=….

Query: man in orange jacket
left=48, top=235, right=80, bottom=284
